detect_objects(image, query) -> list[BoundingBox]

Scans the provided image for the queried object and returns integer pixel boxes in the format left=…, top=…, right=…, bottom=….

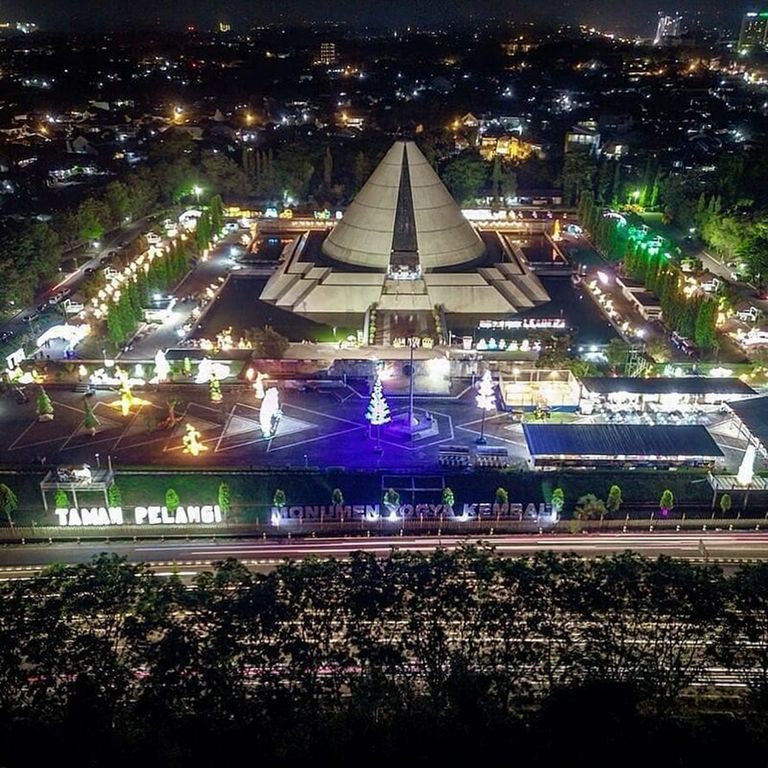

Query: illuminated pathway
left=2, top=531, right=768, bottom=578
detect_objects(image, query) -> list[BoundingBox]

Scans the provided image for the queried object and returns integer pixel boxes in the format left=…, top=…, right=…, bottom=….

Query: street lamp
left=192, top=185, right=203, bottom=204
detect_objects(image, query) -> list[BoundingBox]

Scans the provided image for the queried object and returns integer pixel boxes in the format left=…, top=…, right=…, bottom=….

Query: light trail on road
left=1, top=531, right=768, bottom=579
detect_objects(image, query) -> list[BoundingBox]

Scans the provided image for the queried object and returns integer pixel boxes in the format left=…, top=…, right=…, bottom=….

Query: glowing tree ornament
left=737, top=444, right=757, bottom=486
left=195, top=357, right=230, bottom=384
left=259, top=387, right=281, bottom=437
left=182, top=423, right=208, bottom=456
left=118, top=370, right=134, bottom=417
left=253, top=371, right=267, bottom=400
left=153, top=349, right=170, bottom=383
left=475, top=369, right=496, bottom=445
left=366, top=373, right=391, bottom=452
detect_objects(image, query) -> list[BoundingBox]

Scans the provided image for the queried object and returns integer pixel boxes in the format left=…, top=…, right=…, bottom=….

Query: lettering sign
left=54, top=505, right=223, bottom=527
left=478, top=318, right=567, bottom=330
left=270, top=502, right=549, bottom=524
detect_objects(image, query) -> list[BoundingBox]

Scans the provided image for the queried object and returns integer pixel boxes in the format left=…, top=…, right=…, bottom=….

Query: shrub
left=574, top=494, right=606, bottom=520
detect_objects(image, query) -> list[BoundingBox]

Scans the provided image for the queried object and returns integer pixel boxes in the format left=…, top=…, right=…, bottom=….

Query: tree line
left=0, top=550, right=767, bottom=765
left=659, top=148, right=768, bottom=283
left=579, top=193, right=718, bottom=349
left=103, top=242, right=192, bottom=347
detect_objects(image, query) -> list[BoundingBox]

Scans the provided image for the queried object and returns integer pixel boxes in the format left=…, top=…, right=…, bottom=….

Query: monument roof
left=321, top=141, right=485, bottom=270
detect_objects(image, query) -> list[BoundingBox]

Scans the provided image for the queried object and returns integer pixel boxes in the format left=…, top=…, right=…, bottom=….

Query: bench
left=474, top=446, right=510, bottom=469
left=438, top=445, right=471, bottom=468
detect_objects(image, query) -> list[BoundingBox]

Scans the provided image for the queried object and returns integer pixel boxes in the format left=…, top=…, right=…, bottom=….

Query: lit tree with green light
left=83, top=398, right=100, bottom=436
left=108, top=483, right=122, bottom=508
left=165, top=488, right=180, bottom=511
left=659, top=489, right=674, bottom=517
left=218, top=482, right=231, bottom=515
left=0, top=484, right=18, bottom=527
left=551, top=487, right=565, bottom=520
left=606, top=484, right=623, bottom=515
left=36, top=387, right=54, bottom=422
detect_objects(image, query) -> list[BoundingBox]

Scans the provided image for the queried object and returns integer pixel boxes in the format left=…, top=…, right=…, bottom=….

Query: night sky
left=5, top=0, right=741, bottom=34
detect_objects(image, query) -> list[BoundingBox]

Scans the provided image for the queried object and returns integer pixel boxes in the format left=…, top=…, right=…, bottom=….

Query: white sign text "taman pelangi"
left=53, top=505, right=223, bottom=526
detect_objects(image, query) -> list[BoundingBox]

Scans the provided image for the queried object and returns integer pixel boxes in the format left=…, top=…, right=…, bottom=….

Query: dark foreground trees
left=0, top=550, right=767, bottom=767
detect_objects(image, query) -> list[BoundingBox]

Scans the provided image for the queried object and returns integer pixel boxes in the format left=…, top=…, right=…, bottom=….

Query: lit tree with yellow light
left=182, top=423, right=208, bottom=456
left=118, top=370, right=134, bottom=416
left=209, top=373, right=223, bottom=403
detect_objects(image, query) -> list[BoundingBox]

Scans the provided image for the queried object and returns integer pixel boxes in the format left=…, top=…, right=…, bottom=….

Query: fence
left=1, top=515, right=765, bottom=545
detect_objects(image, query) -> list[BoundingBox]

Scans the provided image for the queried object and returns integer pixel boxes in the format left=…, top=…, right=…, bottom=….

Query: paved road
left=118, top=232, right=242, bottom=361
left=0, top=215, right=155, bottom=348
left=641, top=212, right=768, bottom=313
left=1, top=532, right=767, bottom=578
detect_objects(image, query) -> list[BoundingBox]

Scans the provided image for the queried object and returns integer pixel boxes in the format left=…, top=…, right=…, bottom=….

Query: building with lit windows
left=654, top=12, right=682, bottom=45
left=319, top=42, right=337, bottom=65
left=739, top=11, right=768, bottom=51
left=564, top=119, right=601, bottom=155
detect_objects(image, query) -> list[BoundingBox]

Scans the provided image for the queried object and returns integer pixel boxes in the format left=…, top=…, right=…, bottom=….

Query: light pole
left=475, top=369, right=495, bottom=445
left=407, top=337, right=415, bottom=429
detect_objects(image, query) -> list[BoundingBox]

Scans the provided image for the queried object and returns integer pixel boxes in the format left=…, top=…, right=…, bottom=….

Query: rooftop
left=727, top=395, right=768, bottom=450
left=580, top=377, right=757, bottom=397
left=523, top=424, right=723, bottom=459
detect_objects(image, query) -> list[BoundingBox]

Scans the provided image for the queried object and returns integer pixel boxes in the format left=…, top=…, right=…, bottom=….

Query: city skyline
left=2, top=0, right=745, bottom=34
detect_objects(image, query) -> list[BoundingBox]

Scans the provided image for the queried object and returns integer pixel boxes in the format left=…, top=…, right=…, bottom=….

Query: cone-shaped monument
left=260, top=140, right=550, bottom=339
left=322, top=141, right=485, bottom=270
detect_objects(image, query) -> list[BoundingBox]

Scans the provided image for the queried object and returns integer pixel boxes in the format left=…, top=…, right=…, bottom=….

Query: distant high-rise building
left=739, top=11, right=768, bottom=51
left=654, top=12, right=682, bottom=45
left=319, top=42, right=337, bottom=65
